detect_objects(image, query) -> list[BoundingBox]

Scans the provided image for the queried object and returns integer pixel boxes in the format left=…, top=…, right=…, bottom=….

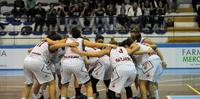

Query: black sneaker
left=75, top=93, right=87, bottom=99
left=133, top=96, right=140, bottom=99
left=39, top=95, right=44, bottom=99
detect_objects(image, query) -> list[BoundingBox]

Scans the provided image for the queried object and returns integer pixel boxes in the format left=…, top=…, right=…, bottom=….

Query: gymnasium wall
left=0, top=43, right=200, bottom=69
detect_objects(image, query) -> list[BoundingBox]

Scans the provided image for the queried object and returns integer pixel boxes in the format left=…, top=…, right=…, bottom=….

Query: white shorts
left=23, top=55, right=54, bottom=84
left=60, top=59, right=90, bottom=84
left=137, top=56, right=162, bottom=82
left=109, top=65, right=137, bottom=93
left=91, top=60, right=113, bottom=80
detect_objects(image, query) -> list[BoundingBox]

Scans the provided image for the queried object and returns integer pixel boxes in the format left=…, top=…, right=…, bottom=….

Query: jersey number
left=118, top=48, right=123, bottom=53
left=36, top=41, right=45, bottom=47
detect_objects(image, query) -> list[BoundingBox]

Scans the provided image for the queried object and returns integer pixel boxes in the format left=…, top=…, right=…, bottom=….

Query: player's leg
left=47, top=79, right=56, bottom=99
left=32, top=79, right=41, bottom=99
left=154, top=82, right=159, bottom=99
left=139, top=80, right=147, bottom=99
left=60, top=71, right=71, bottom=99
left=133, top=75, right=140, bottom=99
left=60, top=83, right=70, bottom=99
left=90, top=75, right=100, bottom=97
left=21, top=83, right=33, bottom=99
left=84, top=80, right=94, bottom=99
left=149, top=81, right=155, bottom=99
left=22, top=57, right=34, bottom=99
left=74, top=67, right=93, bottom=98
left=125, top=86, right=133, bottom=99
left=74, top=75, right=86, bottom=99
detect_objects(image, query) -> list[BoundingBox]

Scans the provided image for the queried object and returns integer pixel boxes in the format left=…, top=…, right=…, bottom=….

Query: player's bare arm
left=44, top=37, right=66, bottom=44
left=27, top=48, right=33, bottom=53
left=83, top=40, right=117, bottom=48
left=72, top=47, right=111, bottom=57
left=133, top=47, right=154, bottom=55
left=126, top=42, right=140, bottom=54
left=49, top=42, right=79, bottom=51
left=144, top=38, right=167, bottom=67
left=143, top=39, right=157, bottom=50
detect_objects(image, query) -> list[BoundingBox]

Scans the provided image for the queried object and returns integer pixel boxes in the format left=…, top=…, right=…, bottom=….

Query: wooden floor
left=0, top=74, right=200, bottom=99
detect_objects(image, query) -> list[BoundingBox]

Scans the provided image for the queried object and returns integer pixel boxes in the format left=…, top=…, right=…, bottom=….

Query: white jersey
left=50, top=48, right=65, bottom=63
left=133, top=43, right=152, bottom=65
left=110, top=47, right=134, bottom=68
left=64, top=38, right=84, bottom=60
left=30, top=41, right=50, bottom=63
left=85, top=47, right=99, bottom=65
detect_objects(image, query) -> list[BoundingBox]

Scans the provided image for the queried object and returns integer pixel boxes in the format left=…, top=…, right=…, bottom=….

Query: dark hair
left=70, top=27, right=81, bottom=38
left=120, top=38, right=134, bottom=47
left=47, top=31, right=62, bottom=40
left=135, top=33, right=141, bottom=42
left=95, top=34, right=104, bottom=42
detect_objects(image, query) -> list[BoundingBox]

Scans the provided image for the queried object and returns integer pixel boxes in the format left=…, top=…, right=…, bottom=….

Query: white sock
left=32, top=93, right=37, bottom=99
left=136, top=89, right=140, bottom=97
left=61, top=97, right=66, bottom=99
left=87, top=97, right=94, bottom=99
left=21, top=98, right=26, bottom=99
left=154, top=89, right=159, bottom=99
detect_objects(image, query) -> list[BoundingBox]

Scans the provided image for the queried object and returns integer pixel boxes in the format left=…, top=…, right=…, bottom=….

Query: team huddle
left=21, top=27, right=166, bottom=99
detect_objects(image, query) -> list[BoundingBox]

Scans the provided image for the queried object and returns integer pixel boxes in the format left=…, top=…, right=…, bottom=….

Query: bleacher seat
left=155, top=30, right=167, bottom=34
left=0, top=31, right=7, bottom=36
left=8, top=31, right=19, bottom=36
left=44, top=31, right=49, bottom=35
left=106, top=30, right=116, bottom=34
left=23, top=21, right=33, bottom=26
left=82, top=31, right=92, bottom=35
left=11, top=21, right=22, bottom=26
left=41, top=2, right=49, bottom=6
left=2, top=12, right=11, bottom=17
left=58, top=31, right=67, bottom=35
left=142, top=30, right=154, bottom=34
left=33, top=31, right=43, bottom=35
left=95, top=31, right=105, bottom=34
left=118, top=30, right=128, bottom=34
left=5, top=3, right=14, bottom=7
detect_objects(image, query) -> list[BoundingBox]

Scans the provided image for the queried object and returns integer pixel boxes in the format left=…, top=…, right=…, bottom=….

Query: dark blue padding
left=155, top=29, right=167, bottom=34
left=0, top=31, right=7, bottom=36
left=106, top=30, right=116, bottom=34
left=44, top=31, right=49, bottom=35
left=95, top=31, right=105, bottom=34
left=142, top=30, right=154, bottom=34
left=8, top=31, right=19, bottom=36
left=23, top=21, right=33, bottom=25
left=82, top=31, right=92, bottom=35
left=21, top=31, right=32, bottom=35
left=59, top=31, right=67, bottom=35
left=11, top=21, right=22, bottom=25
left=33, top=31, right=43, bottom=35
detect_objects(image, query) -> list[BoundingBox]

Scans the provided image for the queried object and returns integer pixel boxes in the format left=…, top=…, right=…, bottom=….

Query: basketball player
left=130, top=27, right=166, bottom=99
left=45, top=27, right=117, bottom=99
left=125, top=37, right=164, bottom=99
left=71, top=41, right=153, bottom=99
left=21, top=32, right=78, bottom=99
left=84, top=35, right=113, bottom=98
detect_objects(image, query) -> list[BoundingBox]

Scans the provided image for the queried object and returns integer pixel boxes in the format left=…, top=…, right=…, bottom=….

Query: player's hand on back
left=69, top=42, right=79, bottom=47
left=71, top=47, right=80, bottom=54
left=161, top=61, right=167, bottom=68
left=107, top=44, right=117, bottom=48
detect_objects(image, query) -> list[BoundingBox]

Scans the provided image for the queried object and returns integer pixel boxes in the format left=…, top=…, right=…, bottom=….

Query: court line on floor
left=186, top=84, right=200, bottom=95
left=1, top=77, right=200, bottom=88
left=166, top=96, right=172, bottom=99
left=71, top=88, right=107, bottom=99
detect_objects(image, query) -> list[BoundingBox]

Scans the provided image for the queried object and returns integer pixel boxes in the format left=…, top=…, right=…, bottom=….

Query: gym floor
left=0, top=69, right=200, bottom=99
